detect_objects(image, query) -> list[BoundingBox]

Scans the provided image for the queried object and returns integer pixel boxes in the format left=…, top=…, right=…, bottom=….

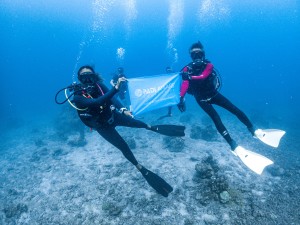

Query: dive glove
left=177, top=97, right=186, bottom=112
left=181, top=72, right=191, bottom=81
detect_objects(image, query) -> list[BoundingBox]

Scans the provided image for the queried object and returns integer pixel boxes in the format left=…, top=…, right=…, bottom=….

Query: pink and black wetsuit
left=180, top=61, right=213, bottom=99
left=179, top=60, right=254, bottom=150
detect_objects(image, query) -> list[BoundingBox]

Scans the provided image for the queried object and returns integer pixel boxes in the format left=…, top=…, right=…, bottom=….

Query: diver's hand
left=115, top=77, right=127, bottom=90
left=123, top=110, right=133, bottom=117
left=181, top=72, right=191, bottom=81
left=120, top=107, right=133, bottom=117
left=177, top=97, right=186, bottom=112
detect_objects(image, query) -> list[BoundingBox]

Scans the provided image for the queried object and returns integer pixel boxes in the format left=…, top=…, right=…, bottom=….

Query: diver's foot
left=229, top=140, right=238, bottom=151
left=248, top=126, right=256, bottom=137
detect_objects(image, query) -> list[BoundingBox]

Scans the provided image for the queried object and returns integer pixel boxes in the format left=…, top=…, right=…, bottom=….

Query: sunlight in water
left=167, top=0, right=184, bottom=65
left=197, top=0, right=230, bottom=25
left=72, top=0, right=115, bottom=81
left=122, top=0, right=137, bottom=39
left=91, top=0, right=115, bottom=40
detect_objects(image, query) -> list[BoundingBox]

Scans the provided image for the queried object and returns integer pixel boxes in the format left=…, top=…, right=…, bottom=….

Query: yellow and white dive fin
left=233, top=146, right=274, bottom=175
left=254, top=129, right=286, bottom=148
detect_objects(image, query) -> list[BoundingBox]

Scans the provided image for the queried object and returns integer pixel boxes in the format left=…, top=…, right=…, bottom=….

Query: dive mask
left=190, top=48, right=204, bottom=61
left=78, top=72, right=97, bottom=84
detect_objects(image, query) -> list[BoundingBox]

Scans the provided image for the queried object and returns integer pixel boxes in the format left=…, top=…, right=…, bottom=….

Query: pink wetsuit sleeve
left=190, top=63, right=213, bottom=80
left=180, top=80, right=189, bottom=97
left=179, top=67, right=190, bottom=97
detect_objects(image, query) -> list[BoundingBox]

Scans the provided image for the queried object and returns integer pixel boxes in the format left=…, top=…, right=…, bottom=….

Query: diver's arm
left=73, top=87, right=118, bottom=108
left=111, top=97, right=125, bottom=109
left=180, top=80, right=189, bottom=98
left=180, top=66, right=190, bottom=98
left=110, top=79, right=115, bottom=86
left=102, top=79, right=127, bottom=109
left=190, top=63, right=213, bottom=80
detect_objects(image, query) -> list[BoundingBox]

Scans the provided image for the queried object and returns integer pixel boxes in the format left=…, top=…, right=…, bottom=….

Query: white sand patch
left=39, top=177, right=51, bottom=195
left=178, top=202, right=188, bottom=216
left=252, top=190, right=264, bottom=196
left=202, top=213, right=217, bottom=223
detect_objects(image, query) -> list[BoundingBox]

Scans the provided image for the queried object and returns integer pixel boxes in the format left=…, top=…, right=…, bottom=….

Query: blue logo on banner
left=127, top=73, right=181, bottom=116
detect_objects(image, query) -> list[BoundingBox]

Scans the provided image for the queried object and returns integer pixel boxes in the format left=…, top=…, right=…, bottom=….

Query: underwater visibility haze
left=1, top=0, right=300, bottom=224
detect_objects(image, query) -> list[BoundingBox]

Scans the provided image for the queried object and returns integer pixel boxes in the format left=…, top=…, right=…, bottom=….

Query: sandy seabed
left=1, top=112, right=299, bottom=225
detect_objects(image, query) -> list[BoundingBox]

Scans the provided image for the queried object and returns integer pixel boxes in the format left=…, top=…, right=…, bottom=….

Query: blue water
left=1, top=0, right=299, bottom=123
left=1, top=1, right=300, bottom=224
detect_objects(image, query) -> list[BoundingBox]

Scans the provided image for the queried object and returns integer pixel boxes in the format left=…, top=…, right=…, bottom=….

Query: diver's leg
left=211, top=93, right=255, bottom=135
left=196, top=97, right=237, bottom=150
left=113, top=111, right=185, bottom=137
left=97, top=127, right=173, bottom=197
left=113, top=111, right=149, bottom=129
left=97, top=127, right=139, bottom=165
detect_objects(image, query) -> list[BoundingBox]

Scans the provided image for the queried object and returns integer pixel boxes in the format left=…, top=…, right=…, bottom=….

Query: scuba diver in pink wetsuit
left=177, top=41, right=286, bottom=175
left=177, top=41, right=255, bottom=151
left=178, top=41, right=285, bottom=174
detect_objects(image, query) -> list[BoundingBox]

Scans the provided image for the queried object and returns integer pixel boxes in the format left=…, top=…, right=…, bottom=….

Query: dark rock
left=163, top=137, right=185, bottom=152
left=184, top=218, right=195, bottom=225
left=68, top=138, right=87, bottom=147
left=195, top=155, right=220, bottom=178
left=190, top=125, right=203, bottom=140
left=203, top=155, right=220, bottom=173
left=3, top=203, right=28, bottom=218
left=34, top=139, right=45, bottom=147
left=52, top=148, right=67, bottom=160
left=30, top=148, right=49, bottom=162
left=190, top=157, right=200, bottom=162
left=102, top=202, right=122, bottom=216
left=8, top=189, right=19, bottom=196
left=190, top=124, right=218, bottom=142
left=219, top=191, right=231, bottom=203
left=195, top=163, right=214, bottom=179
left=195, top=190, right=213, bottom=206
left=193, top=155, right=229, bottom=204
left=209, top=175, right=228, bottom=194
left=266, top=165, right=285, bottom=177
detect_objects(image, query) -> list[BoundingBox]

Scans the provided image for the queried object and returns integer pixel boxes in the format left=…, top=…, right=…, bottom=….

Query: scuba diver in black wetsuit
left=55, top=65, right=186, bottom=197
left=110, top=67, right=128, bottom=104
left=177, top=41, right=255, bottom=151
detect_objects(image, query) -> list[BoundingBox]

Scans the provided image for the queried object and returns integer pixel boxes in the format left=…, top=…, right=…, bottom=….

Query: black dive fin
left=150, top=125, right=186, bottom=137
left=140, top=167, right=173, bottom=197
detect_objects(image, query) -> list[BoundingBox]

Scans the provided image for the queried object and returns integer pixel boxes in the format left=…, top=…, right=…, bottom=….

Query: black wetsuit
left=111, top=73, right=127, bottom=100
left=73, top=82, right=148, bottom=165
left=180, top=61, right=254, bottom=149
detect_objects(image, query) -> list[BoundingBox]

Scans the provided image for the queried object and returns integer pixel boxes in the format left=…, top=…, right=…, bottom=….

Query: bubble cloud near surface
left=167, top=0, right=184, bottom=65
left=122, top=0, right=138, bottom=38
left=72, top=0, right=116, bottom=80
left=197, top=0, right=230, bottom=25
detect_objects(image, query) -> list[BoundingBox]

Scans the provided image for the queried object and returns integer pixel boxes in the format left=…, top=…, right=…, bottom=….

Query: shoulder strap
left=96, top=83, right=104, bottom=95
